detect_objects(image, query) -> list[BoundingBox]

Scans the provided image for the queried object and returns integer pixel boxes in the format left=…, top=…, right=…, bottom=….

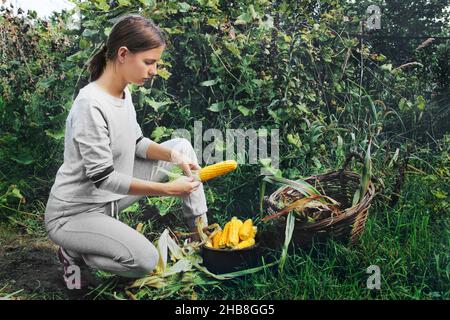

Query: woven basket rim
left=265, top=170, right=376, bottom=230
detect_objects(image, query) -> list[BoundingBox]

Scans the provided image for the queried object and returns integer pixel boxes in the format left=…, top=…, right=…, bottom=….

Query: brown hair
left=88, top=14, right=166, bottom=82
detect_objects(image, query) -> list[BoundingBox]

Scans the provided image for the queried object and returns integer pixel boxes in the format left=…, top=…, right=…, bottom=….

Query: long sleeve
left=72, top=98, right=132, bottom=195
left=134, top=116, right=155, bottom=160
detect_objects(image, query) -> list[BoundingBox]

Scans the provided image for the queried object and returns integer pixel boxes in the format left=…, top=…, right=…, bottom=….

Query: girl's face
left=117, top=45, right=165, bottom=85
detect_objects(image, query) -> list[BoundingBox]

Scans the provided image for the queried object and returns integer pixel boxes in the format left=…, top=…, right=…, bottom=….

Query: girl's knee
left=133, top=244, right=159, bottom=275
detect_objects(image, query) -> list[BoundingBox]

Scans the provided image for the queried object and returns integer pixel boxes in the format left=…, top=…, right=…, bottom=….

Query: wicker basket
left=263, top=161, right=376, bottom=249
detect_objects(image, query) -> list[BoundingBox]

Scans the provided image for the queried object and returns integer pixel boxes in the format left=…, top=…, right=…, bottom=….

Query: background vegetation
left=0, top=0, right=448, bottom=299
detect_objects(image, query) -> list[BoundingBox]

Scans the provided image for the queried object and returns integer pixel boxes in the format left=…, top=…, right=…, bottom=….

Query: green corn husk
left=352, top=141, right=372, bottom=206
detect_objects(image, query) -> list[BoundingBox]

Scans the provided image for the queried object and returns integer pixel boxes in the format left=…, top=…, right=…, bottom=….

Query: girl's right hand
left=166, top=176, right=201, bottom=197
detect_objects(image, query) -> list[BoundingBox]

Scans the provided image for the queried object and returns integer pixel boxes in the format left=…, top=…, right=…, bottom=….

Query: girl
left=45, top=14, right=208, bottom=289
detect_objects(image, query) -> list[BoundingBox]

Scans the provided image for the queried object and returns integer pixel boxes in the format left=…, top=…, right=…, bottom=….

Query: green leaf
left=380, top=64, right=392, bottom=72
left=144, top=98, right=172, bottom=112
left=237, top=105, right=252, bottom=116
left=259, top=179, right=266, bottom=215
left=224, top=42, right=241, bottom=58
left=399, top=98, right=413, bottom=112
left=104, top=27, right=112, bottom=37
left=45, top=129, right=65, bottom=141
left=259, top=158, right=282, bottom=177
left=10, top=152, right=34, bottom=165
left=10, top=186, right=23, bottom=200
left=94, top=0, right=110, bottom=11
left=199, top=78, right=220, bottom=87
left=259, top=15, right=274, bottom=30
left=151, top=126, right=172, bottom=142
left=121, top=202, right=140, bottom=213
left=157, top=68, right=171, bottom=80
left=118, top=0, right=131, bottom=6
left=208, top=102, right=225, bottom=112
left=287, top=133, right=302, bottom=148
left=352, top=141, right=372, bottom=206
left=79, top=38, right=90, bottom=49
left=416, top=95, right=426, bottom=110
left=82, top=29, right=98, bottom=37
left=206, top=18, right=219, bottom=28
left=263, top=175, right=322, bottom=197
left=178, top=2, right=191, bottom=12
left=139, top=0, right=155, bottom=7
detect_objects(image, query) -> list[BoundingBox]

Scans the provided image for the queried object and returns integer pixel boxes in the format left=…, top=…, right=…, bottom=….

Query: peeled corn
left=227, top=217, right=243, bottom=248
left=198, top=160, right=238, bottom=182
left=239, top=219, right=256, bottom=241
left=236, top=238, right=255, bottom=249
left=212, top=230, right=222, bottom=248
left=218, top=221, right=231, bottom=248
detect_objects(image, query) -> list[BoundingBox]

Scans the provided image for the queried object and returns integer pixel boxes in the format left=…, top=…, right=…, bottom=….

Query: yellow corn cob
left=205, top=240, right=213, bottom=248
left=250, top=226, right=257, bottom=239
left=237, top=238, right=255, bottom=249
left=212, top=230, right=222, bottom=249
left=198, top=160, right=238, bottom=182
left=239, top=219, right=255, bottom=241
left=227, top=217, right=243, bottom=248
left=218, top=221, right=231, bottom=248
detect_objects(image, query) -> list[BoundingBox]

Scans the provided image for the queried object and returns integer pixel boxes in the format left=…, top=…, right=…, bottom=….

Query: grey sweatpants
left=45, top=138, right=208, bottom=278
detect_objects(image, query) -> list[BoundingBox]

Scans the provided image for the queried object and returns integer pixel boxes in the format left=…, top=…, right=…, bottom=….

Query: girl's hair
left=88, top=14, right=166, bottom=82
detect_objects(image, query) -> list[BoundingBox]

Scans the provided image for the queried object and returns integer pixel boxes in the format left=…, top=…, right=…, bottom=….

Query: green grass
left=190, top=174, right=449, bottom=300
left=1, top=171, right=448, bottom=300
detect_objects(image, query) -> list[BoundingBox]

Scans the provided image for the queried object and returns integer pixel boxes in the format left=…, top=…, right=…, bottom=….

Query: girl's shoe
left=57, top=247, right=89, bottom=289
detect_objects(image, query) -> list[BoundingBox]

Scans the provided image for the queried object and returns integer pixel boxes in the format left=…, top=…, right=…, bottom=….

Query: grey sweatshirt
left=50, top=81, right=154, bottom=203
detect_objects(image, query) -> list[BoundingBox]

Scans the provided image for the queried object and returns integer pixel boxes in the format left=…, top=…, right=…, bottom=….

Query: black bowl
left=201, top=242, right=261, bottom=275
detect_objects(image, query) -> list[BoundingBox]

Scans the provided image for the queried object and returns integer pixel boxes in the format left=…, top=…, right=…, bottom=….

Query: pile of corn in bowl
left=205, top=217, right=257, bottom=250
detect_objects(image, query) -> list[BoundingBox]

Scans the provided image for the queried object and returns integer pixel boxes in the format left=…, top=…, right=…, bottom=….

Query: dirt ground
left=0, top=206, right=180, bottom=300
left=0, top=225, right=97, bottom=300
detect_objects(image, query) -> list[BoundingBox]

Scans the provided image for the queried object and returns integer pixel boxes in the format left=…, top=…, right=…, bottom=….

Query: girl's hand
left=166, top=176, right=201, bottom=197
left=170, top=150, right=201, bottom=177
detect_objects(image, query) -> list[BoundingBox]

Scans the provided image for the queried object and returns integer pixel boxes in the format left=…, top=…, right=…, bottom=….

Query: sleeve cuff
left=97, top=170, right=133, bottom=195
left=135, top=137, right=153, bottom=159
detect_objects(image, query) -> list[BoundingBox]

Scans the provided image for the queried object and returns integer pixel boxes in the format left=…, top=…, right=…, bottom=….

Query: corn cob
left=212, top=230, right=222, bottom=248
left=227, top=217, right=243, bottom=248
left=198, top=160, right=238, bottom=182
left=239, top=219, right=255, bottom=241
left=236, top=238, right=255, bottom=249
left=218, top=221, right=232, bottom=248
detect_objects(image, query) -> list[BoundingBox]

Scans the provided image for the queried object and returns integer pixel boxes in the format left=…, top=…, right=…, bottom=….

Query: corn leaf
left=279, top=212, right=296, bottom=273
left=352, top=141, right=372, bottom=206
left=194, top=260, right=278, bottom=280
left=259, top=179, right=266, bottom=214
left=166, top=231, right=184, bottom=262
left=261, top=194, right=338, bottom=222
left=155, top=229, right=169, bottom=274
left=163, top=259, right=193, bottom=277
left=156, top=167, right=184, bottom=182
left=195, top=216, right=209, bottom=243
left=128, top=275, right=168, bottom=290
left=263, top=175, right=321, bottom=197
